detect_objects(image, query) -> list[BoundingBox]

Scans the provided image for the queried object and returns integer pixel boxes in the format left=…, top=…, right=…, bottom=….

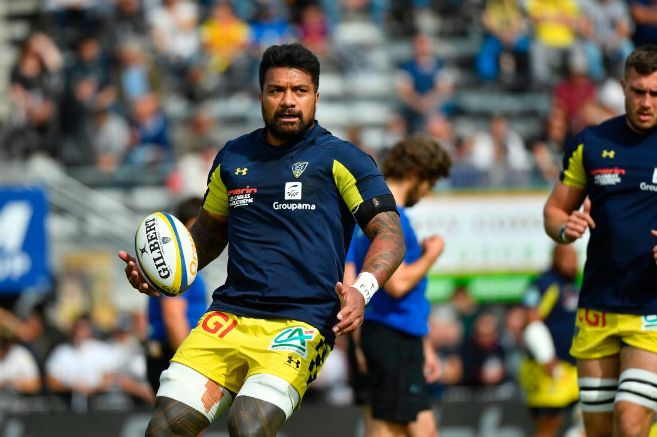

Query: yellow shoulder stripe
left=332, top=160, right=364, bottom=212
left=203, top=164, right=229, bottom=216
left=537, top=284, right=560, bottom=319
left=562, top=143, right=587, bottom=189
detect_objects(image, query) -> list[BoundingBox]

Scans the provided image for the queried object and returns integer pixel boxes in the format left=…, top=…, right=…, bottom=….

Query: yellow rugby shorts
left=171, top=311, right=332, bottom=398
left=570, top=308, right=657, bottom=359
left=518, top=358, right=579, bottom=408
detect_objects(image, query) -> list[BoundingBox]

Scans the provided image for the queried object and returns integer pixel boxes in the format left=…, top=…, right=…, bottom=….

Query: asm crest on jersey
left=291, top=162, right=308, bottom=178
left=269, top=326, right=316, bottom=358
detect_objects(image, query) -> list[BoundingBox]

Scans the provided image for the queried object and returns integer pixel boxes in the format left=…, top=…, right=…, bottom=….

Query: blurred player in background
left=544, top=44, right=657, bottom=436
left=119, top=43, right=405, bottom=437
left=345, top=135, right=451, bottom=437
left=519, top=244, right=579, bottom=437
left=145, top=196, right=208, bottom=392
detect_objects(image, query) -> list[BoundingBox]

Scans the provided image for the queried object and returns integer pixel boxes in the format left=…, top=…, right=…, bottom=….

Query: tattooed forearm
left=189, top=210, right=229, bottom=270
left=361, top=211, right=405, bottom=285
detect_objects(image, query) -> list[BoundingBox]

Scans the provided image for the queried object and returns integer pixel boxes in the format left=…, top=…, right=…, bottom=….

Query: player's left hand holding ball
left=118, top=251, right=160, bottom=297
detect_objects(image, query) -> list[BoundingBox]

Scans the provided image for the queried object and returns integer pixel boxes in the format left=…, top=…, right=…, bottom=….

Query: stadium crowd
left=0, top=0, right=650, bottom=427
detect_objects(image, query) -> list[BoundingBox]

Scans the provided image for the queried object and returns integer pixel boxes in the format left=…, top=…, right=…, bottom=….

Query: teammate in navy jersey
left=518, top=244, right=579, bottom=437
left=543, top=45, right=657, bottom=437
left=145, top=197, right=208, bottom=392
left=345, top=135, right=451, bottom=437
left=119, top=43, right=405, bottom=437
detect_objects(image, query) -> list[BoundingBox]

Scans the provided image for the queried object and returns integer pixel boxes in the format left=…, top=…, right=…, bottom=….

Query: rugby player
left=119, top=43, right=405, bottom=436
left=544, top=44, right=657, bottom=437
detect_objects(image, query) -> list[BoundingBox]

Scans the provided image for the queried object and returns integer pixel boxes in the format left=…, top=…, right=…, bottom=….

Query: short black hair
left=176, top=197, right=203, bottom=225
left=258, top=43, right=320, bottom=91
left=625, top=45, right=657, bottom=77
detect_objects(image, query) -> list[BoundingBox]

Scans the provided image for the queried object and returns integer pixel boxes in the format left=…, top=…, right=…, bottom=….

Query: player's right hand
left=117, top=251, right=160, bottom=297
left=563, top=197, right=596, bottom=242
left=422, top=235, right=445, bottom=260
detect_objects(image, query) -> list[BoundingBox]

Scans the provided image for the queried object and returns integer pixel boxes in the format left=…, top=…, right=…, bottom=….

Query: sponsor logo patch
left=228, top=186, right=257, bottom=208
left=642, top=315, right=657, bottom=331
left=285, top=182, right=302, bottom=200
left=591, top=167, right=624, bottom=186
left=269, top=326, right=316, bottom=359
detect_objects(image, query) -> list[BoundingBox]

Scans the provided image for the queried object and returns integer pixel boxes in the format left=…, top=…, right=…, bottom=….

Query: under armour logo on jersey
left=601, top=150, right=615, bottom=159
left=286, top=355, right=301, bottom=369
left=291, top=162, right=308, bottom=178
left=234, top=168, right=248, bottom=175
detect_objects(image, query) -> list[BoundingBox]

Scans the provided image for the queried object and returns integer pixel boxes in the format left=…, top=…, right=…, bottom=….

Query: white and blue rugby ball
left=134, top=212, right=198, bottom=296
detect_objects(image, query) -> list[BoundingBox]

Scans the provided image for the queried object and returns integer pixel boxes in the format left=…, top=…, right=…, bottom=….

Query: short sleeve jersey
left=202, top=122, right=391, bottom=343
left=345, top=206, right=429, bottom=337
left=560, top=115, right=657, bottom=314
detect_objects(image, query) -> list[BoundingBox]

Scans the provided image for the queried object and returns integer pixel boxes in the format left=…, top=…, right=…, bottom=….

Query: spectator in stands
left=298, top=3, right=331, bottom=57
left=424, top=111, right=457, bottom=159
left=525, top=0, right=583, bottom=87
left=114, top=37, right=162, bottom=106
left=148, top=0, right=200, bottom=86
left=0, top=329, right=41, bottom=394
left=108, top=0, right=148, bottom=44
left=200, top=1, right=252, bottom=94
left=463, top=113, right=533, bottom=187
left=4, top=33, right=63, bottom=160
left=476, top=0, right=531, bottom=88
left=248, top=1, right=295, bottom=54
left=90, top=104, right=130, bottom=174
left=533, top=107, right=569, bottom=183
left=577, top=0, right=633, bottom=81
left=125, top=93, right=172, bottom=166
left=45, top=315, right=115, bottom=411
left=395, top=34, right=455, bottom=134
left=628, top=0, right=657, bottom=47
left=167, top=105, right=224, bottom=197
left=552, top=50, right=597, bottom=137
left=450, top=285, right=479, bottom=340
left=460, top=310, right=507, bottom=386
left=105, top=313, right=154, bottom=405
left=59, top=33, right=116, bottom=166
left=426, top=305, right=464, bottom=399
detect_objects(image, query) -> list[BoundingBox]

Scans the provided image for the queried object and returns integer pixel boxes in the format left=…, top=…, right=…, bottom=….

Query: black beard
left=264, top=116, right=313, bottom=142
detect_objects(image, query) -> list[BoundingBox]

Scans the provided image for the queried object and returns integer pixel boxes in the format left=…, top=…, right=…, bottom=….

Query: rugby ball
left=134, top=212, right=198, bottom=296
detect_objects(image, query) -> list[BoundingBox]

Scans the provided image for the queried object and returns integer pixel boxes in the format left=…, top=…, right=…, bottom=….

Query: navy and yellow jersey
left=346, top=206, right=429, bottom=337
left=560, top=115, right=657, bottom=314
left=202, top=122, right=391, bottom=344
left=523, top=269, right=579, bottom=364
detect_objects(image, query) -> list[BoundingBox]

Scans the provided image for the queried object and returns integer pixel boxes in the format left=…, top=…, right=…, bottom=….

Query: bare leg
left=614, top=347, right=657, bottom=437
left=578, top=355, right=619, bottom=437
left=226, top=395, right=286, bottom=437
left=145, top=396, right=210, bottom=437
left=534, top=414, right=564, bottom=437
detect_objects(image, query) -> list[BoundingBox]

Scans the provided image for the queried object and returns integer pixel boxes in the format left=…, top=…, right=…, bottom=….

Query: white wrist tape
left=352, top=271, right=378, bottom=305
left=524, top=320, right=556, bottom=364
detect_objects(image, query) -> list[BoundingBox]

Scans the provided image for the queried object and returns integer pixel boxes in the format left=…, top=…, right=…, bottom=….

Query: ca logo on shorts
left=642, top=315, right=657, bottom=331
left=269, top=326, right=316, bottom=358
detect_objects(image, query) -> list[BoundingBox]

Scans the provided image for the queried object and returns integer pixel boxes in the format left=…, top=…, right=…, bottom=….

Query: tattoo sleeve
left=361, top=210, right=405, bottom=286
left=189, top=209, right=229, bottom=270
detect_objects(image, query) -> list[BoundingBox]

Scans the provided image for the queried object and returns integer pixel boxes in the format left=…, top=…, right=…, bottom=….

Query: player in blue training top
left=345, top=135, right=451, bottom=437
left=543, top=44, right=657, bottom=437
left=119, top=43, right=405, bottom=437
left=145, top=197, right=208, bottom=392
left=518, top=244, right=580, bottom=437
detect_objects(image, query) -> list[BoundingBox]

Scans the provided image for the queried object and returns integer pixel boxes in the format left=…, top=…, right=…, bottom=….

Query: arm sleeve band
left=352, top=194, right=397, bottom=230
left=523, top=320, right=556, bottom=364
